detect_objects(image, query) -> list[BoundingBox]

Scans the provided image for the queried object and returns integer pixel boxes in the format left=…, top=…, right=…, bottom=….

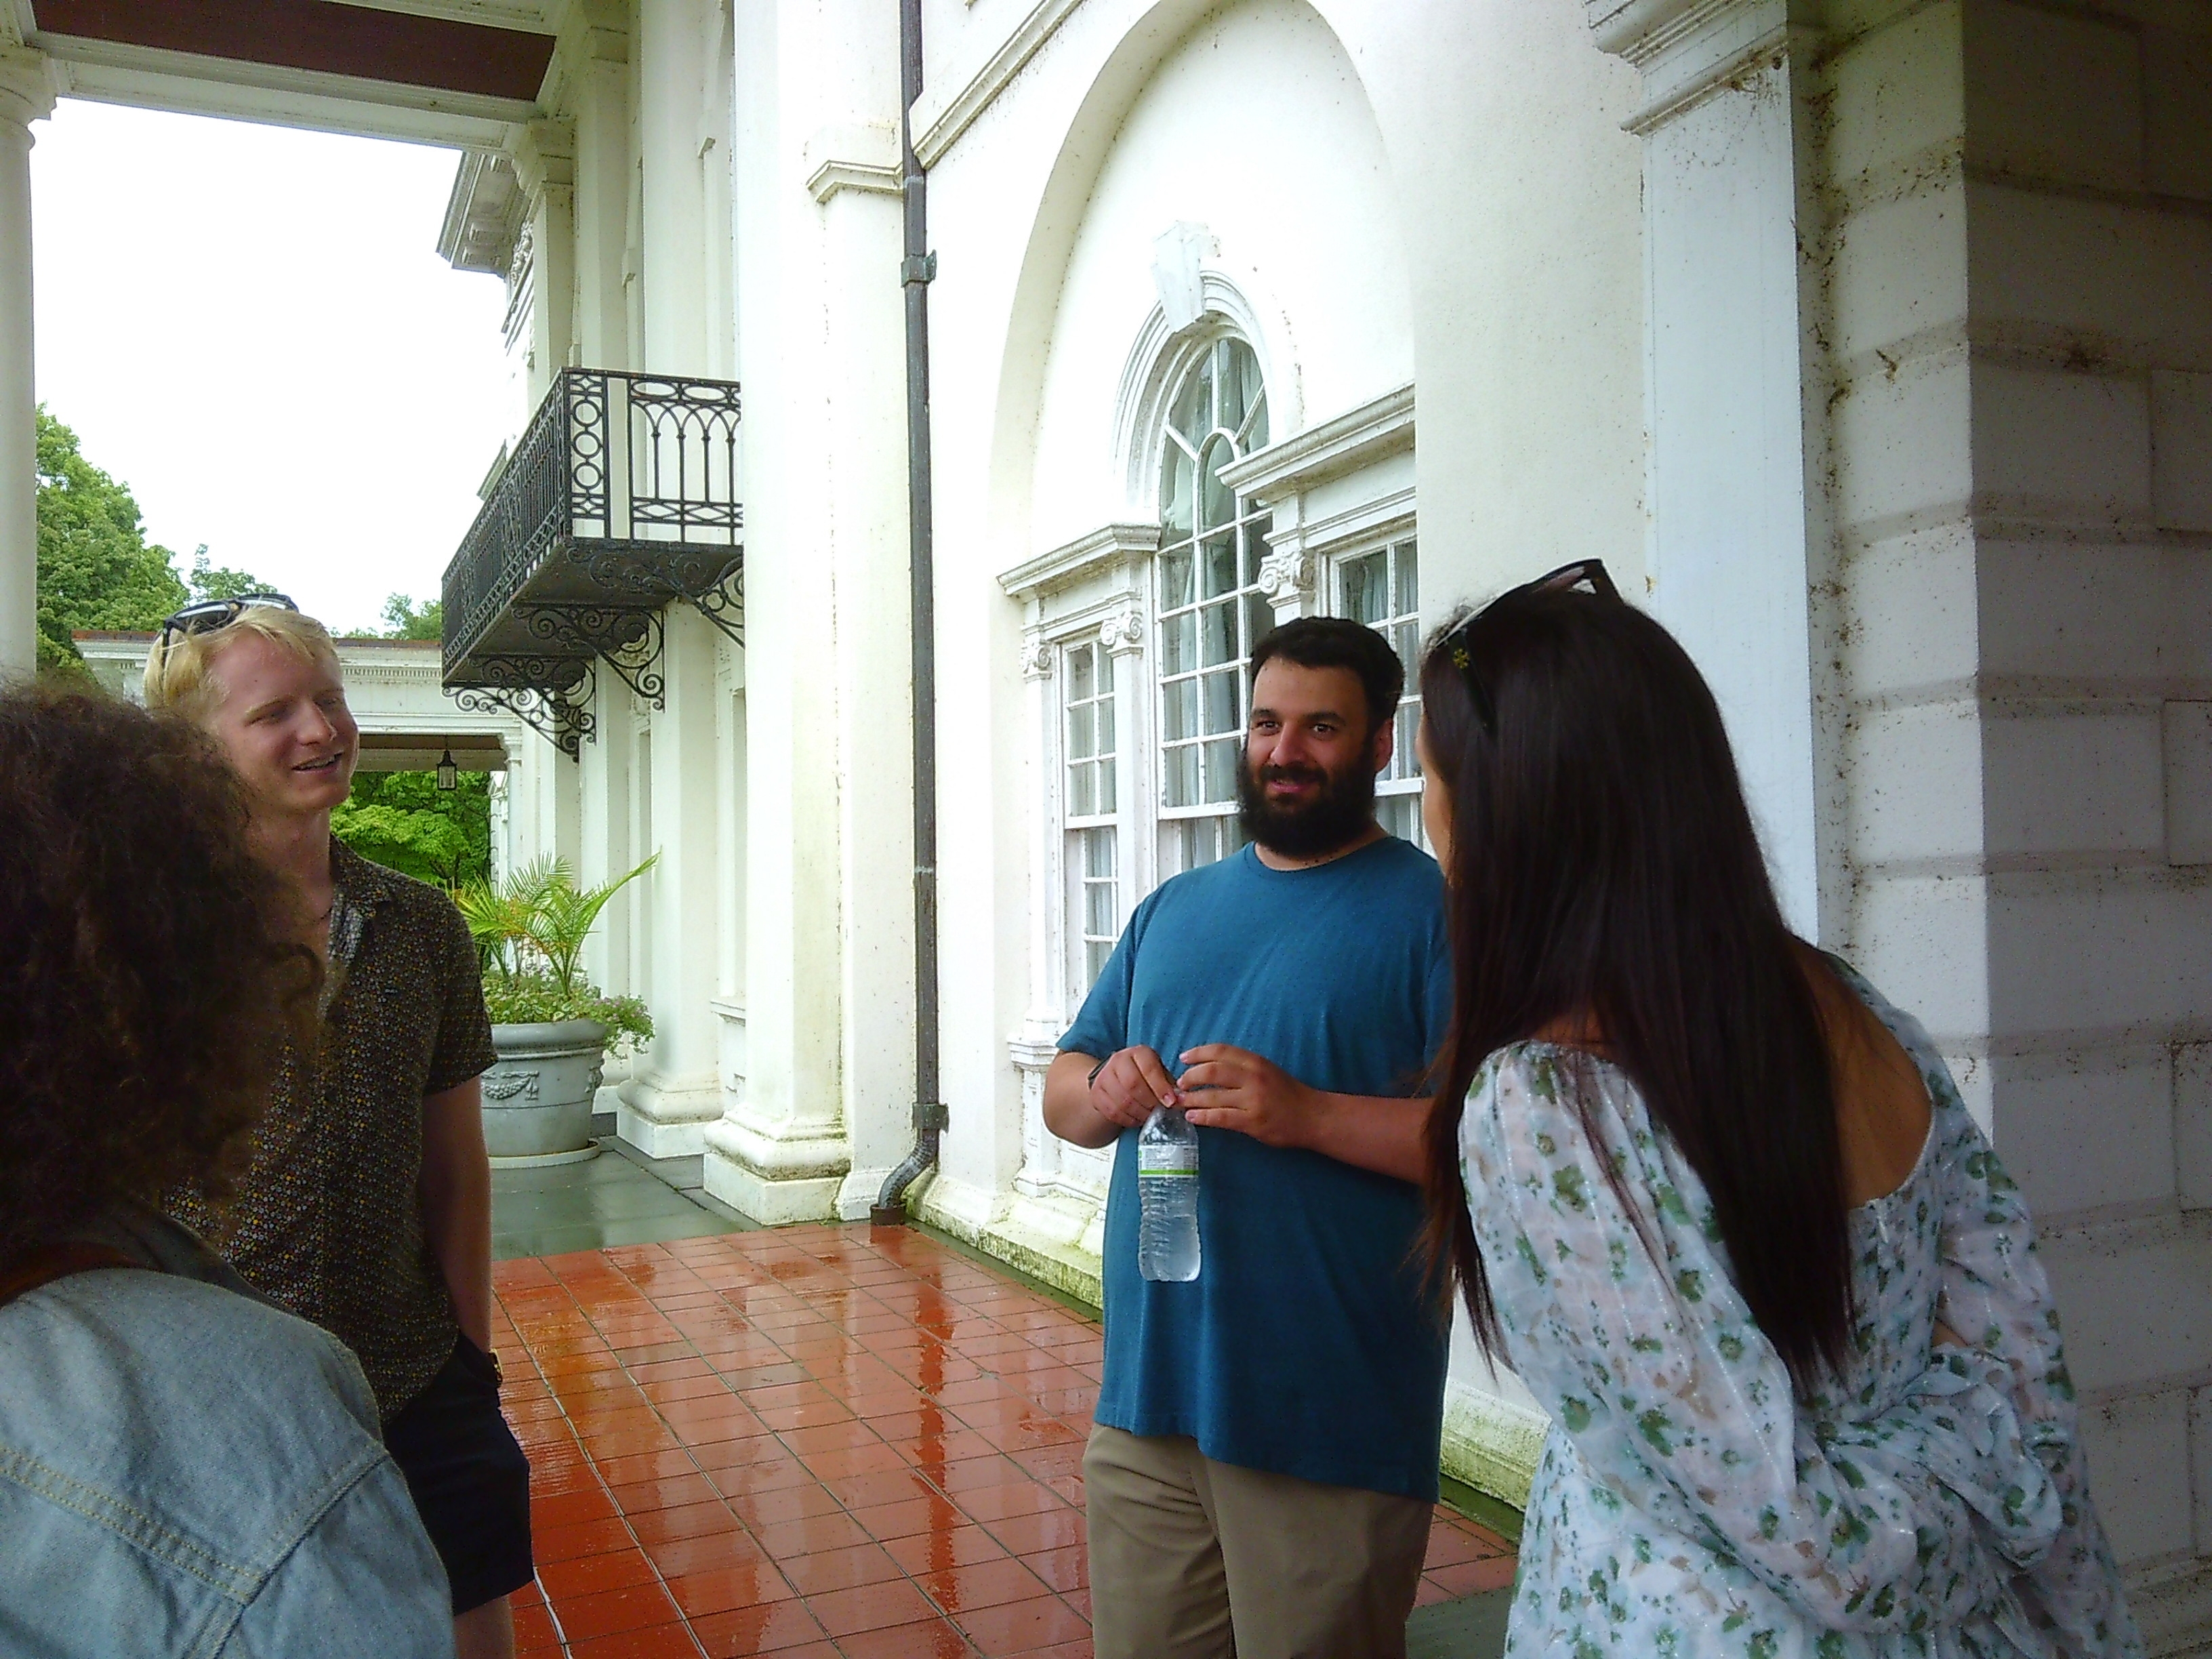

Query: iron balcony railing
left=441, top=369, right=744, bottom=755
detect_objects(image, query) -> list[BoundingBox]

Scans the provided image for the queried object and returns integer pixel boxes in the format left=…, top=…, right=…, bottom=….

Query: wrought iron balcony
left=441, top=368, right=743, bottom=756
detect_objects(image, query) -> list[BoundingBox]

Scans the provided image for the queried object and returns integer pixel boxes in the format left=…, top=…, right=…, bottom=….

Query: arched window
left=1155, top=336, right=1269, bottom=875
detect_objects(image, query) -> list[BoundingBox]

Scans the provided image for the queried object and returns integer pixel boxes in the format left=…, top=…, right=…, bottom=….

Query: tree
left=378, top=593, right=443, bottom=640
left=186, top=544, right=278, bottom=604
left=33, top=411, right=280, bottom=674
left=331, top=769, right=493, bottom=890
left=33, top=409, right=187, bottom=672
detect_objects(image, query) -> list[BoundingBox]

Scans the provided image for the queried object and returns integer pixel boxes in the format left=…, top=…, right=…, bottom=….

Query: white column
left=0, top=51, right=53, bottom=680
left=1589, top=0, right=1831, bottom=937
left=704, top=0, right=909, bottom=1224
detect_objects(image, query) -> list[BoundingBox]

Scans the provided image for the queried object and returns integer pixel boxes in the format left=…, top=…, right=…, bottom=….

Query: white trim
left=909, top=0, right=1086, bottom=168
left=804, top=121, right=902, bottom=204
left=42, top=42, right=529, bottom=148
left=1216, top=382, right=1414, bottom=506
left=806, top=157, right=901, bottom=203
left=1282, top=485, right=1417, bottom=565
left=316, top=0, right=557, bottom=30
left=1000, top=521, right=1160, bottom=601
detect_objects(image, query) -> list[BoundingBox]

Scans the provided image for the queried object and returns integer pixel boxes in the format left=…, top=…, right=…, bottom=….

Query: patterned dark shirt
left=175, top=840, right=497, bottom=1420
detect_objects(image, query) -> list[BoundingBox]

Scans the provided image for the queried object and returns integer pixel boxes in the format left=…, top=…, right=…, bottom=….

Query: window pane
left=1341, top=551, right=1383, bottom=623
left=1200, top=598, right=1235, bottom=666
left=1216, top=340, right=1248, bottom=441
left=1244, top=593, right=1273, bottom=657
left=1160, top=548, right=1194, bottom=610
left=1162, top=611, right=1195, bottom=675
left=1069, top=760, right=1095, bottom=817
left=1098, top=756, right=1117, bottom=813
left=1245, top=518, right=1271, bottom=587
left=1202, top=534, right=1237, bottom=600
left=1392, top=617, right=1418, bottom=680
left=1204, top=669, right=1240, bottom=736
left=1203, top=737, right=1240, bottom=802
left=1200, top=437, right=1236, bottom=531
left=1396, top=703, right=1420, bottom=779
left=1160, top=441, right=1195, bottom=538
left=1068, top=699, right=1094, bottom=761
left=1164, top=676, right=1197, bottom=741
left=1170, top=358, right=1209, bottom=447
left=1376, top=792, right=1417, bottom=844
left=1166, top=743, right=1200, bottom=808
left=1086, top=824, right=1116, bottom=880
left=1097, top=689, right=1115, bottom=752
left=1068, top=642, right=1094, bottom=701
left=1086, top=937, right=1114, bottom=983
left=1395, top=539, right=1418, bottom=616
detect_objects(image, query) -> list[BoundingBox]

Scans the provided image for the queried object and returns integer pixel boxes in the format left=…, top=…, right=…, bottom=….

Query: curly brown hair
left=0, top=684, right=319, bottom=1259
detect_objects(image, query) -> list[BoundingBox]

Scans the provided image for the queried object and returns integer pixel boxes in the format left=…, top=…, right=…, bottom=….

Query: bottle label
left=1139, top=1146, right=1198, bottom=1177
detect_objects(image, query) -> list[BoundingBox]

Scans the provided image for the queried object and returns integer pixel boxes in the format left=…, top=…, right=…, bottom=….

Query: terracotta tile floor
left=490, top=1224, right=1517, bottom=1658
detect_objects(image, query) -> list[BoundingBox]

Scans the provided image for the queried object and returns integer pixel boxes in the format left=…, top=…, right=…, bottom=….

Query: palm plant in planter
left=455, top=855, right=655, bottom=1165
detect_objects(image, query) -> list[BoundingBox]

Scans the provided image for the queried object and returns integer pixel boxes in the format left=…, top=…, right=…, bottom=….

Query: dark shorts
left=382, top=1333, right=534, bottom=1614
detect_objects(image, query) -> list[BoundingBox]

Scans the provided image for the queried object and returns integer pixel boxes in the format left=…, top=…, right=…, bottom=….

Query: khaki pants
left=1084, top=1423, right=1432, bottom=1659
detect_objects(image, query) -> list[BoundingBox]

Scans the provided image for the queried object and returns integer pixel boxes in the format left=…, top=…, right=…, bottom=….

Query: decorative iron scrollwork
left=513, top=603, right=666, bottom=708
left=453, top=657, right=596, bottom=759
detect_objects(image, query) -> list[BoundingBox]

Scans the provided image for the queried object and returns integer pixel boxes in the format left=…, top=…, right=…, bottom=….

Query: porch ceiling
left=16, top=0, right=554, bottom=147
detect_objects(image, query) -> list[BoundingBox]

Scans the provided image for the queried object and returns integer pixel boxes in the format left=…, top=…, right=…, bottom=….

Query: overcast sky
left=30, top=100, right=518, bottom=636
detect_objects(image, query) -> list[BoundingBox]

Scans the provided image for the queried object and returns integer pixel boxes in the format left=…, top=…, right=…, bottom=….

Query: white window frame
left=1328, top=527, right=1426, bottom=850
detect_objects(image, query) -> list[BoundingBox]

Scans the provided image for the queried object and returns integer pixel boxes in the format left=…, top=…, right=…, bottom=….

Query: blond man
left=148, top=596, right=530, bottom=1659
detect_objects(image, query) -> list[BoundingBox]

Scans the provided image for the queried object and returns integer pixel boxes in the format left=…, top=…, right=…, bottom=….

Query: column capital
left=0, top=49, right=55, bottom=134
left=1587, top=0, right=1820, bottom=131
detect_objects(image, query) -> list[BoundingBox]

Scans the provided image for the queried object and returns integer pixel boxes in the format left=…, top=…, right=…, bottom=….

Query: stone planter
left=483, top=1020, right=609, bottom=1166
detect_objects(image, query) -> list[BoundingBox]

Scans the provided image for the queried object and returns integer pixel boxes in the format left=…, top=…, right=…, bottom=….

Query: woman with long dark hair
left=1418, top=565, right=2137, bottom=1656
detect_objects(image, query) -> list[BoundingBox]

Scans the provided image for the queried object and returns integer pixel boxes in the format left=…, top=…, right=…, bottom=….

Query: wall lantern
left=435, top=746, right=459, bottom=791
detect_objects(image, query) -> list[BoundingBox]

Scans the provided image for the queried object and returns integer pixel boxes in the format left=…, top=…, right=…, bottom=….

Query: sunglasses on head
left=1440, top=559, right=1621, bottom=735
left=156, top=592, right=298, bottom=650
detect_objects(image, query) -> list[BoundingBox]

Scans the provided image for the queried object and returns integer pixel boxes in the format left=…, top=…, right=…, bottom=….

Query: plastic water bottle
left=1137, top=1106, right=1201, bottom=1282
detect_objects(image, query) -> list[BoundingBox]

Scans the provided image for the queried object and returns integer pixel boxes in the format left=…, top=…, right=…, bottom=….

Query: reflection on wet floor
left=491, top=1212, right=1515, bottom=1656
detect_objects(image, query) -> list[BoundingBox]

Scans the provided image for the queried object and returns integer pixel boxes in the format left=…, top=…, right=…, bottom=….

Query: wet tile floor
left=489, top=1221, right=1518, bottom=1658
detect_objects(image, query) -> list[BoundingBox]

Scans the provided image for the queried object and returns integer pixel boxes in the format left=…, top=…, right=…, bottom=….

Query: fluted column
left=0, top=52, right=53, bottom=680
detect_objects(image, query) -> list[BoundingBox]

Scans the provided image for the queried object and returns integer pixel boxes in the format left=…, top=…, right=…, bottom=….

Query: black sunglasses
left=1440, top=559, right=1621, bottom=734
left=156, top=592, right=298, bottom=649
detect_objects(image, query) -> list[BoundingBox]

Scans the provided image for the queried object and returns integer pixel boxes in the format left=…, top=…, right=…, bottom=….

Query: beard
left=1235, top=742, right=1379, bottom=860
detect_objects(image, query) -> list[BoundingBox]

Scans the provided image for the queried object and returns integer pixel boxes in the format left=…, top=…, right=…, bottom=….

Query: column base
left=617, top=1071, right=724, bottom=1157
left=914, top=1170, right=1107, bottom=1310
left=1441, top=1380, right=1549, bottom=1511
left=701, top=1112, right=851, bottom=1225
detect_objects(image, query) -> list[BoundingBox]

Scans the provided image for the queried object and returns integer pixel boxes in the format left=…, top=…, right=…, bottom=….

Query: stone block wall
left=1827, top=1, right=2212, bottom=1645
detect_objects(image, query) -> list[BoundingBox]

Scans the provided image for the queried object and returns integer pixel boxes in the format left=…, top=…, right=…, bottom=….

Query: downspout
left=872, top=0, right=943, bottom=1225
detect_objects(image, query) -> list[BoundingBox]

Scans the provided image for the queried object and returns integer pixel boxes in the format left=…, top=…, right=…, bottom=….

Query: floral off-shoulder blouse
left=1461, top=961, right=2141, bottom=1658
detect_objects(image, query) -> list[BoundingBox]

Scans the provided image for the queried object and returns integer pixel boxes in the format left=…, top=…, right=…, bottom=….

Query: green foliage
left=481, top=970, right=655, bottom=1056
left=33, top=409, right=188, bottom=672
left=331, top=770, right=492, bottom=889
left=185, top=544, right=276, bottom=604
left=454, top=855, right=659, bottom=1055
left=377, top=594, right=443, bottom=640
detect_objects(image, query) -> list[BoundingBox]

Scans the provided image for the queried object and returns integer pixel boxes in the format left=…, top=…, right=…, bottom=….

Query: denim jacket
left=0, top=1211, right=454, bottom=1658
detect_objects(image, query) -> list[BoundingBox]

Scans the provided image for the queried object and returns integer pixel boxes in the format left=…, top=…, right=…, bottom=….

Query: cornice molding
left=1586, top=0, right=1814, bottom=134
left=912, top=0, right=1085, bottom=168
left=806, top=157, right=901, bottom=203
left=438, top=148, right=528, bottom=273
left=999, top=521, right=1159, bottom=601
left=1216, top=382, right=1414, bottom=506
left=804, top=121, right=901, bottom=205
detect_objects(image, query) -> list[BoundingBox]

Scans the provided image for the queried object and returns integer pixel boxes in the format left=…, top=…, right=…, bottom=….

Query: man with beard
left=1045, top=616, right=1450, bottom=1659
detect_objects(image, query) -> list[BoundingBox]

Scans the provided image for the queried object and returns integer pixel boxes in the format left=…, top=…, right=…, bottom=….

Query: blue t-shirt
left=1059, top=834, right=1453, bottom=1500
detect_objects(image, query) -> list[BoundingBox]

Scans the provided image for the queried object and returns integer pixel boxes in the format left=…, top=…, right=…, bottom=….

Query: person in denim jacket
left=0, top=686, right=454, bottom=1659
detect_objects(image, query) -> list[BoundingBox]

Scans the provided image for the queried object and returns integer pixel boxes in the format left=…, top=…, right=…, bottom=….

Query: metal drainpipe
left=872, top=0, right=944, bottom=1226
